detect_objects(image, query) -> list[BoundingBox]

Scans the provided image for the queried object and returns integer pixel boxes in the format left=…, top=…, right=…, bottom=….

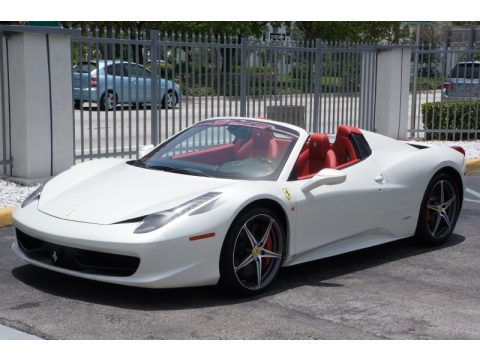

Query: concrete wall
left=374, top=48, right=411, bottom=140
left=3, top=28, right=76, bottom=182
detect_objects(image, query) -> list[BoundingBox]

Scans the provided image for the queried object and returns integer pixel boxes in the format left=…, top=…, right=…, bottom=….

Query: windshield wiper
left=147, top=165, right=210, bottom=177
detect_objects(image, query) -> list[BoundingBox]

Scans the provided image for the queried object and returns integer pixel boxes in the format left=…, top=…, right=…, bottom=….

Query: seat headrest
left=309, top=133, right=330, bottom=160
left=337, top=125, right=362, bottom=137
left=252, top=128, right=273, bottom=147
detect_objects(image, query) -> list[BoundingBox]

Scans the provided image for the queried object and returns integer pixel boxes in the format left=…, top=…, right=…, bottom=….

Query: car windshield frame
left=130, top=119, right=300, bottom=181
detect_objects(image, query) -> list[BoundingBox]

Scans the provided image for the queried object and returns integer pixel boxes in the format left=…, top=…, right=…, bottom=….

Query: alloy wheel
left=166, top=91, right=177, bottom=108
left=232, top=214, right=283, bottom=291
left=106, top=92, right=115, bottom=110
left=425, top=179, right=457, bottom=239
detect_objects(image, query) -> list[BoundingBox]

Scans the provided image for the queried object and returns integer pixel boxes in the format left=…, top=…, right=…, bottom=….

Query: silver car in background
left=73, top=61, right=181, bottom=110
left=442, top=61, right=480, bottom=100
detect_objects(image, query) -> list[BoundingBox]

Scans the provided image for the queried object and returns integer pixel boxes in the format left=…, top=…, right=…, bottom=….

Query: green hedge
left=410, top=77, right=445, bottom=92
left=288, top=64, right=360, bottom=92
left=421, top=100, right=480, bottom=139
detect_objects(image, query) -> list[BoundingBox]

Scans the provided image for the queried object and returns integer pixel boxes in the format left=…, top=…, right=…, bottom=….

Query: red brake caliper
left=263, top=234, right=273, bottom=270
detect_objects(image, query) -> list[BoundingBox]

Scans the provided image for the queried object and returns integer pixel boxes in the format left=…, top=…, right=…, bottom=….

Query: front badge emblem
left=282, top=188, right=292, bottom=201
left=51, top=250, right=58, bottom=264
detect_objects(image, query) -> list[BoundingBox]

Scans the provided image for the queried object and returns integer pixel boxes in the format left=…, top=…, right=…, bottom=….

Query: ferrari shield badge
left=282, top=188, right=292, bottom=201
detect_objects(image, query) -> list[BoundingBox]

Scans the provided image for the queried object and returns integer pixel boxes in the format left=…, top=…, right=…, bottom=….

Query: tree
left=62, top=21, right=278, bottom=68
left=292, top=21, right=410, bottom=44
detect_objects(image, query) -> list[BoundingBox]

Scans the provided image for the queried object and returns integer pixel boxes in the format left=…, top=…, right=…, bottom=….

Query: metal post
left=410, top=25, right=421, bottom=137
left=150, top=30, right=159, bottom=145
left=240, top=36, right=248, bottom=117
left=312, top=38, right=322, bottom=133
left=0, top=32, right=8, bottom=174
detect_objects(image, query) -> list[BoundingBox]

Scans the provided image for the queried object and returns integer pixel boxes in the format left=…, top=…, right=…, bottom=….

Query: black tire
left=100, top=91, right=117, bottom=111
left=219, top=207, right=285, bottom=296
left=415, top=172, right=461, bottom=246
left=73, top=100, right=81, bottom=109
left=161, top=90, right=178, bottom=109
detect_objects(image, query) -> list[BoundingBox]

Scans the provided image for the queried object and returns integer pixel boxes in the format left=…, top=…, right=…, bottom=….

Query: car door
left=124, top=64, right=150, bottom=103
left=104, top=63, right=128, bottom=103
left=291, top=157, right=387, bottom=263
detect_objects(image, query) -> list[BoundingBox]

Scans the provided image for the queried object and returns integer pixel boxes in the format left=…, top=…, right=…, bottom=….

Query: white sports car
left=12, top=117, right=466, bottom=295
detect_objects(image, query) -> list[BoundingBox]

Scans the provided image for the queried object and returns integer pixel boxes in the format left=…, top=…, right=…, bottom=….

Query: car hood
left=38, top=159, right=238, bottom=225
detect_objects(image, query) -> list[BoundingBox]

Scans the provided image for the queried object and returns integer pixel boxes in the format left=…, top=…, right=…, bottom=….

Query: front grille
left=16, top=229, right=140, bottom=277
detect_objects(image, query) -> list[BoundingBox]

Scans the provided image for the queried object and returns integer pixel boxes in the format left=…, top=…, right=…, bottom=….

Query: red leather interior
left=235, top=128, right=278, bottom=160
left=295, top=133, right=337, bottom=180
left=335, top=158, right=359, bottom=170
left=331, top=125, right=359, bottom=166
left=275, top=138, right=293, bottom=159
left=173, top=143, right=236, bottom=165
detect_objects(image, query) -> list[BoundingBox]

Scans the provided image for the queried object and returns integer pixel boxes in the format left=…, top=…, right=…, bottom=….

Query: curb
left=466, top=158, right=480, bottom=176
left=0, top=207, right=14, bottom=228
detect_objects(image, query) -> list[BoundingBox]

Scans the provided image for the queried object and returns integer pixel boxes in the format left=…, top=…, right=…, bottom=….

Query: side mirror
left=301, top=168, right=346, bottom=192
left=139, top=144, right=154, bottom=158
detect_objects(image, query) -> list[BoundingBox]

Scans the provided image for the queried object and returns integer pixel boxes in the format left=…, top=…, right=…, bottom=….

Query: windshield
left=131, top=119, right=299, bottom=180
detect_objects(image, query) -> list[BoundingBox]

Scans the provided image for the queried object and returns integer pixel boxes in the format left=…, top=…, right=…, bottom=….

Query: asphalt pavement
left=0, top=174, right=479, bottom=340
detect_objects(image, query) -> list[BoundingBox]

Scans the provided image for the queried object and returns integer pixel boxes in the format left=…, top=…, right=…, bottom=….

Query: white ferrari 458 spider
left=12, top=117, right=466, bottom=295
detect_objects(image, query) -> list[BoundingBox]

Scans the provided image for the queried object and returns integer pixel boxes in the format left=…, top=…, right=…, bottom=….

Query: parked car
left=12, top=117, right=465, bottom=295
left=73, top=61, right=181, bottom=110
left=442, top=61, right=480, bottom=100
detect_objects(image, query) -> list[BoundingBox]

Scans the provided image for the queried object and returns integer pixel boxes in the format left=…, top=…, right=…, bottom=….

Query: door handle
left=374, top=174, right=384, bottom=183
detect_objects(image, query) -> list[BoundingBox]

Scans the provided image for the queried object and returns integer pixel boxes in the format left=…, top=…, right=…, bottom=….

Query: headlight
left=21, top=184, right=45, bottom=208
left=134, top=192, right=221, bottom=234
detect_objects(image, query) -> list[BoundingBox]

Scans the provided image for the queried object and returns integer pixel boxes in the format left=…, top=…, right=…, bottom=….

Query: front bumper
left=12, top=203, right=227, bottom=288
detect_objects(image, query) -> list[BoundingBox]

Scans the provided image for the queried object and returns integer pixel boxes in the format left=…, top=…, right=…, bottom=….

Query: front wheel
left=415, top=173, right=461, bottom=246
left=219, top=207, right=285, bottom=295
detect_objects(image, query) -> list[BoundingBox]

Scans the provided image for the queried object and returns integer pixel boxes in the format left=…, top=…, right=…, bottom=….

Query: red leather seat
left=295, top=133, right=336, bottom=179
left=235, top=128, right=278, bottom=160
left=331, top=125, right=360, bottom=166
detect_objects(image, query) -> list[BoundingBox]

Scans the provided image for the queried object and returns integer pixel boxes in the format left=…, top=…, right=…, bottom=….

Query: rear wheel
left=219, top=208, right=285, bottom=296
left=415, top=173, right=460, bottom=246
left=162, top=90, right=178, bottom=109
left=100, top=91, right=117, bottom=111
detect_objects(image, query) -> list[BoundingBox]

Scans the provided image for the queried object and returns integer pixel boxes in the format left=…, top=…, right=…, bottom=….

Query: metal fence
left=0, top=34, right=11, bottom=176
left=409, top=47, right=480, bottom=140
left=72, top=30, right=378, bottom=161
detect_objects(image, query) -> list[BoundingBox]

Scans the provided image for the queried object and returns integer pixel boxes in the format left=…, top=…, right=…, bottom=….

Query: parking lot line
left=0, top=324, right=40, bottom=340
left=466, top=188, right=480, bottom=199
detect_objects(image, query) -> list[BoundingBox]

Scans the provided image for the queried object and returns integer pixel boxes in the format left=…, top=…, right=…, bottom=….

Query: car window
left=105, top=64, right=126, bottom=76
left=125, top=64, right=150, bottom=78
left=73, top=62, right=97, bottom=73
left=450, top=63, right=480, bottom=79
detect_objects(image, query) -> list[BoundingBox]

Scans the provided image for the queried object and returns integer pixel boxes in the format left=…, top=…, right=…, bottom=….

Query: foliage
left=421, top=100, right=480, bottom=139
left=411, top=77, right=445, bottom=91
left=62, top=21, right=274, bottom=37
left=292, top=22, right=410, bottom=44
